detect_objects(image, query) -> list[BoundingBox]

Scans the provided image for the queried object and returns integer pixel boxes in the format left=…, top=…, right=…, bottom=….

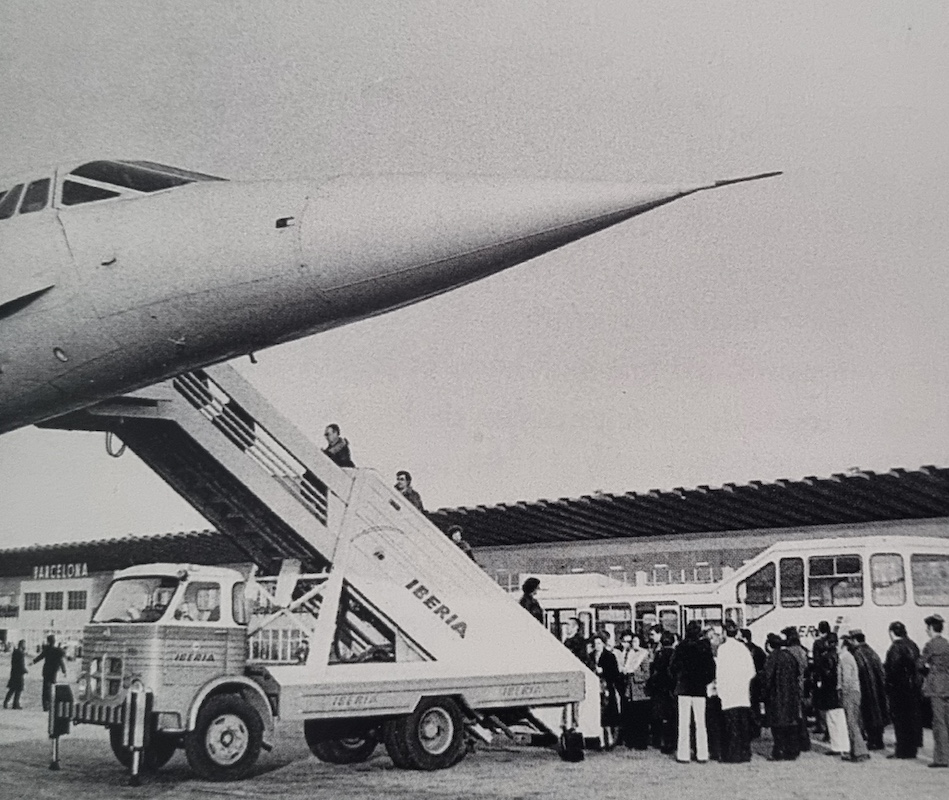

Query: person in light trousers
left=670, top=620, right=716, bottom=762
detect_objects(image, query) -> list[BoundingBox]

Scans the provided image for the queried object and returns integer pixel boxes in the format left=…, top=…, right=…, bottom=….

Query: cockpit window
left=0, top=184, right=23, bottom=220
left=19, top=178, right=51, bottom=214
left=61, top=180, right=121, bottom=206
left=69, top=160, right=224, bottom=193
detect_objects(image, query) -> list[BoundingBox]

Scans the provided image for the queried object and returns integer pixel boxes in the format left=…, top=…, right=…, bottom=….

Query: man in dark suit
left=33, top=634, right=66, bottom=712
left=920, top=613, right=949, bottom=768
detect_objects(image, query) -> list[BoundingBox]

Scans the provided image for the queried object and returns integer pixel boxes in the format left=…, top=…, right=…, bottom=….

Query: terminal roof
left=1, top=466, right=946, bottom=576
left=427, top=465, right=949, bottom=547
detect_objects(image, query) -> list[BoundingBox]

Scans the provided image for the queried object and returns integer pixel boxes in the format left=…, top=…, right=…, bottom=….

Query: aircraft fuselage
left=0, top=160, right=779, bottom=435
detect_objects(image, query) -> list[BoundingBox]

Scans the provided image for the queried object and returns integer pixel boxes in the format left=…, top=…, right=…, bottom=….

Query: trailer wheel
left=385, top=697, right=465, bottom=770
left=185, top=695, right=263, bottom=781
left=304, top=719, right=378, bottom=764
left=108, top=727, right=179, bottom=771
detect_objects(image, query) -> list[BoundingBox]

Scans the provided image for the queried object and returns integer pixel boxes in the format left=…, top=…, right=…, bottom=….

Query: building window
left=911, top=554, right=949, bottom=606
left=651, top=564, right=671, bottom=585
left=693, top=562, right=713, bottom=583
left=23, top=592, right=41, bottom=611
left=808, top=554, right=863, bottom=607
left=870, top=553, right=906, bottom=607
left=45, top=591, right=64, bottom=611
left=67, top=590, right=88, bottom=611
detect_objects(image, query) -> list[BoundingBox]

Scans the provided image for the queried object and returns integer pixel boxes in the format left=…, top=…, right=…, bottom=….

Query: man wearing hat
left=919, top=613, right=949, bottom=768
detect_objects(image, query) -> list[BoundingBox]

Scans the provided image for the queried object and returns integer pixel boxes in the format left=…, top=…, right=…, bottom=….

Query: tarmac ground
left=0, top=654, right=945, bottom=800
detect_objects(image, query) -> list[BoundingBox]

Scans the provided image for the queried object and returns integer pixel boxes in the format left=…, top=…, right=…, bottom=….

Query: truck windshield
left=92, top=576, right=179, bottom=624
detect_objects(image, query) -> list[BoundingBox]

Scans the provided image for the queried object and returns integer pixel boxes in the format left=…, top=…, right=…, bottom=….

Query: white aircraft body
left=0, top=159, right=779, bottom=435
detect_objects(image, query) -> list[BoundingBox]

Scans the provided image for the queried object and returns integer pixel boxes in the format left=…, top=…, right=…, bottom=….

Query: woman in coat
left=589, top=633, right=622, bottom=749
left=763, top=633, right=802, bottom=761
left=620, top=634, right=653, bottom=750
left=812, top=632, right=849, bottom=755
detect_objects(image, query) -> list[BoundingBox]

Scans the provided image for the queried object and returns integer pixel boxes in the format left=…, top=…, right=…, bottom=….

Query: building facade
left=1, top=466, right=947, bottom=654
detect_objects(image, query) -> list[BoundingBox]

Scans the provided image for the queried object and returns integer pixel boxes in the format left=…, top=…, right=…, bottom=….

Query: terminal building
left=1, top=464, right=947, bottom=655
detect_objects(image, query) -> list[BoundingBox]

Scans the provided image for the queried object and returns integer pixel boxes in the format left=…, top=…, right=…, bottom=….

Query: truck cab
left=79, top=564, right=249, bottom=723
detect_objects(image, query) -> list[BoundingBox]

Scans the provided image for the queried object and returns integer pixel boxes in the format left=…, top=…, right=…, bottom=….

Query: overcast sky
left=1, top=1, right=947, bottom=549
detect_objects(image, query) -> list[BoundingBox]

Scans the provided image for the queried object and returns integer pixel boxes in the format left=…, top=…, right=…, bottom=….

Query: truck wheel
left=304, top=718, right=378, bottom=763
left=185, top=695, right=263, bottom=781
left=385, top=697, right=465, bottom=770
left=109, top=727, right=179, bottom=771
left=310, top=736, right=378, bottom=764
left=382, top=718, right=413, bottom=768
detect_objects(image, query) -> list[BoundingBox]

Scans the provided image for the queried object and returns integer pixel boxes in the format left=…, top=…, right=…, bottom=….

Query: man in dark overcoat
left=884, top=621, right=922, bottom=759
left=850, top=630, right=889, bottom=749
left=4, top=640, right=28, bottom=709
left=740, top=628, right=766, bottom=739
left=782, top=626, right=811, bottom=752
left=562, top=617, right=589, bottom=664
left=646, top=631, right=678, bottom=754
left=763, top=633, right=802, bottom=760
left=32, top=634, right=66, bottom=712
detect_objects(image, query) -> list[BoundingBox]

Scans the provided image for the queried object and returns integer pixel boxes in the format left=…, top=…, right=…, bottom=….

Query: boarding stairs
left=40, top=364, right=600, bottom=742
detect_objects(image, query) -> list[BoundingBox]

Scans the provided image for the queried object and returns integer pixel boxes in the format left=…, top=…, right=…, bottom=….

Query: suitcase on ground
left=557, top=728, right=585, bottom=761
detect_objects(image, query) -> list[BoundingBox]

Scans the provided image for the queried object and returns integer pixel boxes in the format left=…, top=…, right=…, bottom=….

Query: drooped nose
left=299, top=172, right=779, bottom=314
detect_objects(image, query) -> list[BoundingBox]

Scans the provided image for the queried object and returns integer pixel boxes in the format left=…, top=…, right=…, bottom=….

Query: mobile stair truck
left=43, top=365, right=600, bottom=782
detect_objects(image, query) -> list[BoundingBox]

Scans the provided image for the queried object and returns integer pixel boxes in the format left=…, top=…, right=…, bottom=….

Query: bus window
left=577, top=611, right=593, bottom=639
left=658, top=607, right=679, bottom=635
left=594, top=603, right=632, bottom=644
left=19, top=178, right=50, bottom=214
left=738, top=562, right=775, bottom=624
left=870, top=553, right=906, bottom=606
left=808, top=554, right=863, bottom=607
left=684, top=605, right=723, bottom=628
left=780, top=557, right=805, bottom=608
left=0, top=184, right=23, bottom=220
left=911, top=554, right=949, bottom=606
left=635, top=602, right=658, bottom=639
left=724, top=606, right=744, bottom=629
left=545, top=608, right=577, bottom=641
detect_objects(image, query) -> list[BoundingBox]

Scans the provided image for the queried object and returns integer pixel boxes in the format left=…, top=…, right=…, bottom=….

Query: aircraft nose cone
left=299, top=172, right=779, bottom=313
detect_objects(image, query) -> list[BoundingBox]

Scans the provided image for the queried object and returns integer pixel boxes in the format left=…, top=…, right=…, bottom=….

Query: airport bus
left=533, top=535, right=949, bottom=657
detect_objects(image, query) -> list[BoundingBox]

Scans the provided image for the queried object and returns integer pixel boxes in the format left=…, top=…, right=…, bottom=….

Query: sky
left=1, top=1, right=947, bottom=549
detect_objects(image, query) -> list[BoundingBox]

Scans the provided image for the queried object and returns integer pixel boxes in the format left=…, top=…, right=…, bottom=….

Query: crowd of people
left=548, top=603, right=949, bottom=768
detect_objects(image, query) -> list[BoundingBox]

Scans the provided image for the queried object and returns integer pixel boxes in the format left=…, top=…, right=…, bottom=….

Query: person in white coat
left=716, top=619, right=756, bottom=762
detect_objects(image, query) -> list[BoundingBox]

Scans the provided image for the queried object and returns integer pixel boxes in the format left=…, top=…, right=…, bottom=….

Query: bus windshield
left=92, top=576, right=179, bottom=624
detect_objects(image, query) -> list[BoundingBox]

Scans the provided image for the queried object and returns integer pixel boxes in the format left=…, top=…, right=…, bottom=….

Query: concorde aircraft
left=0, top=159, right=779, bottom=435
